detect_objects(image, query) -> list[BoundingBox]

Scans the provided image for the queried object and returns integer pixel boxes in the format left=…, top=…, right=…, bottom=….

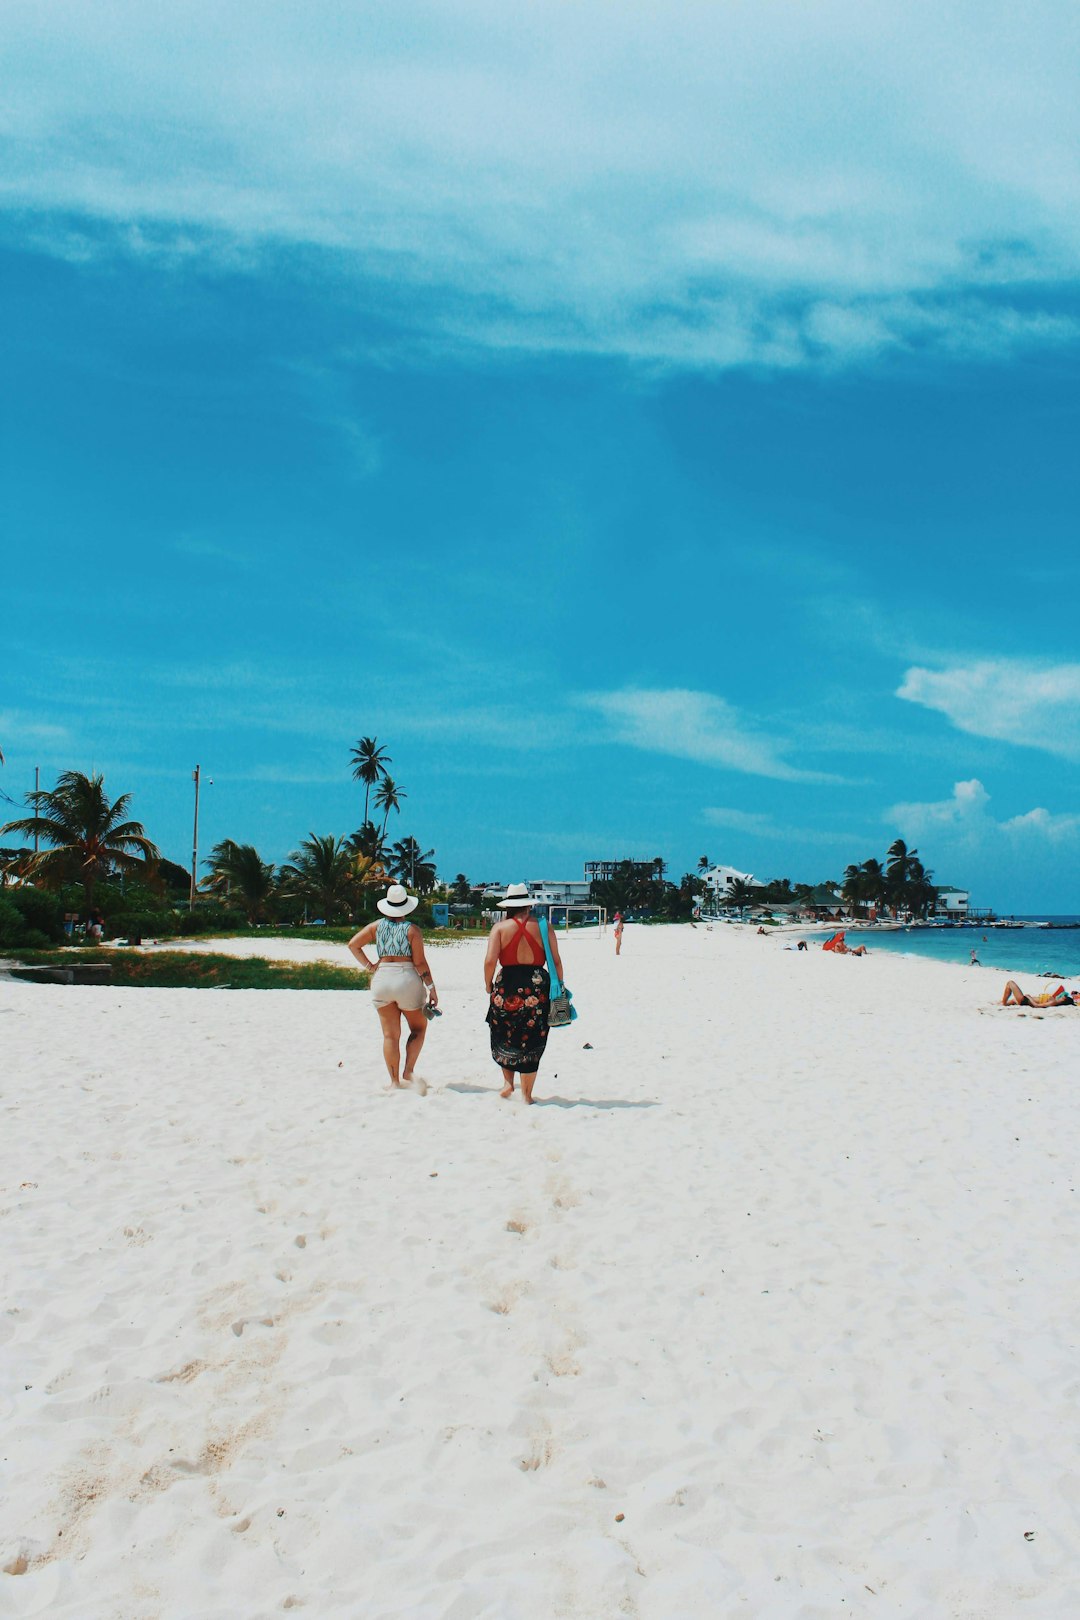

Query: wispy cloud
left=888, top=778, right=1080, bottom=845
left=580, top=688, right=840, bottom=782
left=3, top=1, right=1080, bottom=370
left=898, top=659, right=1080, bottom=761
left=702, top=806, right=863, bottom=844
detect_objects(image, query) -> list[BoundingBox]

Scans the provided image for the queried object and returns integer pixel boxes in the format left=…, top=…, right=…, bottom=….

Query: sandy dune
left=2, top=925, right=1078, bottom=1617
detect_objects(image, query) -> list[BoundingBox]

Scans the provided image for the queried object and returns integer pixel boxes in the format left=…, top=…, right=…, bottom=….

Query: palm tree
left=349, top=737, right=391, bottom=823
left=280, top=833, right=358, bottom=921
left=347, top=820, right=389, bottom=863
left=390, top=836, right=437, bottom=893
left=345, top=820, right=390, bottom=891
left=374, top=775, right=406, bottom=837
left=1, top=769, right=159, bottom=907
left=450, top=872, right=471, bottom=903
left=204, top=839, right=277, bottom=923
left=885, top=838, right=919, bottom=912
left=697, top=855, right=710, bottom=874
left=907, top=858, right=937, bottom=919
left=841, top=863, right=865, bottom=916
left=859, top=858, right=887, bottom=914
left=724, top=877, right=758, bottom=912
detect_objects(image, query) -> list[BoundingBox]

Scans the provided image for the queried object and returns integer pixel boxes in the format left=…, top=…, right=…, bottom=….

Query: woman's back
left=498, top=913, right=545, bottom=966
left=376, top=917, right=414, bottom=957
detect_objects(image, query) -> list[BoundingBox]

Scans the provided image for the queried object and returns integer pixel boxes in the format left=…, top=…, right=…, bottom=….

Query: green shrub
left=0, top=887, right=64, bottom=945
left=0, top=897, right=26, bottom=947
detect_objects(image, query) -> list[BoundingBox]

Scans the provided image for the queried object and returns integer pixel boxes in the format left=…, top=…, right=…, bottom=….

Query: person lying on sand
left=1001, top=979, right=1078, bottom=1008
left=822, top=931, right=867, bottom=956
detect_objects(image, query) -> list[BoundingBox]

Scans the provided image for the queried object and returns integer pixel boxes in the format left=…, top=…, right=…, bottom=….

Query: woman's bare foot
left=521, top=1074, right=536, bottom=1104
left=403, top=1073, right=428, bottom=1096
left=500, top=1082, right=514, bottom=1099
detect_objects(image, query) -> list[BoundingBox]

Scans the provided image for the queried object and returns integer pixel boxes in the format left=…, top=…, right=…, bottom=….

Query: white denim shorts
left=370, top=962, right=426, bottom=1011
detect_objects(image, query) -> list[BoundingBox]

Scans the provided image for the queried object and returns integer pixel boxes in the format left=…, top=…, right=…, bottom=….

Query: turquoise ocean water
left=806, top=918, right=1080, bottom=981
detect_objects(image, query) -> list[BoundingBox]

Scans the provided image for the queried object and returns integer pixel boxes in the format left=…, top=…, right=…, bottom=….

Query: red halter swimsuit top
left=499, top=912, right=546, bottom=967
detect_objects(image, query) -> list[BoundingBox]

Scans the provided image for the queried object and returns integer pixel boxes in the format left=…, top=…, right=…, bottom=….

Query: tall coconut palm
left=374, top=775, right=406, bottom=837
left=1, top=769, right=159, bottom=906
left=346, top=820, right=390, bottom=890
left=390, top=836, right=437, bottom=893
left=204, top=839, right=277, bottom=923
left=885, top=838, right=919, bottom=909
left=697, top=854, right=710, bottom=874
left=349, top=737, right=391, bottom=823
left=347, top=820, right=389, bottom=863
left=280, top=833, right=358, bottom=921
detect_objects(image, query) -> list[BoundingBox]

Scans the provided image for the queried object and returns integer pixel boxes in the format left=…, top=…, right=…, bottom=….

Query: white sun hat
left=497, top=883, right=535, bottom=908
left=377, top=883, right=419, bottom=917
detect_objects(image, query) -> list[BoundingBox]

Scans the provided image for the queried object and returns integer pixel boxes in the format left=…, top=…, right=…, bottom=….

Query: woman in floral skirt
left=484, top=883, right=565, bottom=1104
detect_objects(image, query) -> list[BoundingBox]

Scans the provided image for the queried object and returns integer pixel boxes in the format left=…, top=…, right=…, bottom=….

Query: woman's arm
left=410, top=925, right=438, bottom=1006
left=347, top=921, right=378, bottom=970
left=484, top=924, right=503, bottom=995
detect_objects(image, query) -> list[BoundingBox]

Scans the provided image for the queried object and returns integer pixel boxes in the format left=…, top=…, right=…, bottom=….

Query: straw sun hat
left=377, top=883, right=419, bottom=917
left=497, top=883, right=535, bottom=908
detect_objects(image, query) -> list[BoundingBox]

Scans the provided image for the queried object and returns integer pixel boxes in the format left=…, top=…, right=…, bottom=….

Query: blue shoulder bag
left=538, top=915, right=577, bottom=1026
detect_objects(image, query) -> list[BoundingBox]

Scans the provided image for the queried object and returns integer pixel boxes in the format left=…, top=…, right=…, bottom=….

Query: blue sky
left=2, top=0, right=1079, bottom=911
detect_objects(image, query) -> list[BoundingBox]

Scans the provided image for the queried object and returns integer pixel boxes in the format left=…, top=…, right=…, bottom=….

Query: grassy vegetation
left=4, top=949, right=370, bottom=991
left=159, top=924, right=474, bottom=947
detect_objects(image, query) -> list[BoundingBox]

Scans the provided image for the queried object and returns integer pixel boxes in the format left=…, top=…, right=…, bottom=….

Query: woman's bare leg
left=401, top=1008, right=428, bottom=1084
left=1001, top=980, right=1025, bottom=1005
left=521, top=1070, right=538, bottom=1104
left=500, top=1067, right=516, bottom=1098
left=377, top=1004, right=404, bottom=1082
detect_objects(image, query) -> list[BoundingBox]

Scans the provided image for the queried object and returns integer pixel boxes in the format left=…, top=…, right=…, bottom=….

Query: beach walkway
left=2, top=926, right=1077, bottom=1616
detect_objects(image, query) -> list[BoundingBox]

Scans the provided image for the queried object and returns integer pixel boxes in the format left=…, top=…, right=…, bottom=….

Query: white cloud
left=2, top=0, right=1079, bottom=369
left=888, top=779, right=1080, bottom=845
left=897, top=660, right=1080, bottom=760
left=702, top=806, right=861, bottom=844
left=580, top=688, right=837, bottom=782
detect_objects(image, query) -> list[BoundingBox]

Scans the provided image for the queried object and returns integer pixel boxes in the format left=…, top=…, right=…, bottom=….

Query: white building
left=934, top=885, right=970, bottom=916
left=480, top=880, right=593, bottom=907
left=700, top=863, right=760, bottom=903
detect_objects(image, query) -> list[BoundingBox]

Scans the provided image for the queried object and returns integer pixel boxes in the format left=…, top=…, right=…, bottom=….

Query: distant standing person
left=613, top=911, right=624, bottom=955
left=970, top=947, right=980, bottom=966
left=349, top=885, right=438, bottom=1090
left=484, top=884, right=564, bottom=1104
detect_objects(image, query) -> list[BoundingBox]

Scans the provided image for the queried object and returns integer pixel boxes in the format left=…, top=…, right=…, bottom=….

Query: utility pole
left=190, top=765, right=201, bottom=911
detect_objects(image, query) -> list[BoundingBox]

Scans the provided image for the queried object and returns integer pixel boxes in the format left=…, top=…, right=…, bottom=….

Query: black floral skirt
left=486, top=964, right=550, bottom=1073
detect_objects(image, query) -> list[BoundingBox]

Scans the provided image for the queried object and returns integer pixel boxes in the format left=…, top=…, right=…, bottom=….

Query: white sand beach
left=3, top=925, right=1079, bottom=1618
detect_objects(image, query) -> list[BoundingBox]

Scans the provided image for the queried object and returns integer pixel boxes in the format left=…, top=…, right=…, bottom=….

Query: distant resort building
left=699, top=863, right=759, bottom=903
left=584, top=857, right=664, bottom=885
left=481, top=879, right=593, bottom=907
left=933, top=885, right=970, bottom=917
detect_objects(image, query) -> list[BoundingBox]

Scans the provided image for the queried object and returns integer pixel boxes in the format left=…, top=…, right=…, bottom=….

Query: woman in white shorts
left=348, top=885, right=438, bottom=1088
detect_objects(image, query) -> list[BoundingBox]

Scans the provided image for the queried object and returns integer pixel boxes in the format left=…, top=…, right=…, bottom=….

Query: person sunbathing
left=1001, top=979, right=1077, bottom=1007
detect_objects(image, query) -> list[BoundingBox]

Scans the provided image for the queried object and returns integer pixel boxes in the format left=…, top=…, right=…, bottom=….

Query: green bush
left=0, top=897, right=26, bottom=948
left=0, top=887, right=64, bottom=945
